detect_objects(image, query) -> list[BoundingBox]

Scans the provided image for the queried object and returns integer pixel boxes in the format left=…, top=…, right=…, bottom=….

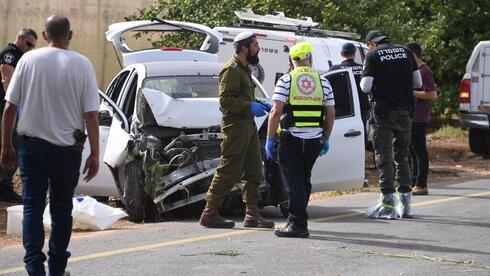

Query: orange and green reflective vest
left=281, top=66, right=324, bottom=128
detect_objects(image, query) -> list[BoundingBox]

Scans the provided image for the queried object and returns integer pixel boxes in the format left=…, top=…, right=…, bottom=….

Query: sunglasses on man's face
left=26, top=41, right=36, bottom=48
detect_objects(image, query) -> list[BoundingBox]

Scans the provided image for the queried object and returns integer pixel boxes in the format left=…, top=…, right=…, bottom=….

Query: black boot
left=274, top=223, right=309, bottom=238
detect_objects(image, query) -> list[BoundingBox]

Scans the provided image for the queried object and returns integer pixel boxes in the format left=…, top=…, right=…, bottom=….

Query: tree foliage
left=130, top=0, right=490, bottom=118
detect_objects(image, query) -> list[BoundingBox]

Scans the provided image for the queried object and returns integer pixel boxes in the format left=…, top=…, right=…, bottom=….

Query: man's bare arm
left=267, top=101, right=285, bottom=139
left=0, top=102, right=17, bottom=170
left=82, top=111, right=99, bottom=182
left=323, top=106, right=335, bottom=139
left=414, top=90, right=437, bottom=101
left=0, top=64, right=15, bottom=92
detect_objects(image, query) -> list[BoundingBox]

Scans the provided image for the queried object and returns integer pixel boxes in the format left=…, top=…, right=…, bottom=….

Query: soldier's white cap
left=233, top=31, right=254, bottom=44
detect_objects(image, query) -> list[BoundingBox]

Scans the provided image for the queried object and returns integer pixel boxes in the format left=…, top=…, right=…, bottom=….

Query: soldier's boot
left=397, top=192, right=414, bottom=218
left=199, top=202, right=235, bottom=228
left=243, top=204, right=274, bottom=228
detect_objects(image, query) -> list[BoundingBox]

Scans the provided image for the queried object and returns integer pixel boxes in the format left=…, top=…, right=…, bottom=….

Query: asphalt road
left=1, top=178, right=489, bottom=275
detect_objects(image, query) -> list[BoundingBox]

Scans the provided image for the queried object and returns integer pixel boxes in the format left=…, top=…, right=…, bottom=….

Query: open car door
left=75, top=90, right=123, bottom=197
left=311, top=68, right=365, bottom=191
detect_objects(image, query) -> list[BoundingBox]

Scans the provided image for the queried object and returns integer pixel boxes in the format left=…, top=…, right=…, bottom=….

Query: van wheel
left=469, top=128, right=490, bottom=155
left=121, top=160, right=156, bottom=222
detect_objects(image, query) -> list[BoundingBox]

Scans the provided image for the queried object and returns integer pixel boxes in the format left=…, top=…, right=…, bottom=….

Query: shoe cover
left=397, top=192, right=414, bottom=218
left=367, top=193, right=398, bottom=219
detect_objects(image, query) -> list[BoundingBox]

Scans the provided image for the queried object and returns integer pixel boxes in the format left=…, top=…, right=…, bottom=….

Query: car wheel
left=469, top=128, right=490, bottom=155
left=120, top=159, right=154, bottom=222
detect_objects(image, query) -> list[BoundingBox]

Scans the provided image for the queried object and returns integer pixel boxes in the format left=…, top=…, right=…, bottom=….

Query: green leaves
left=129, top=0, right=490, bottom=118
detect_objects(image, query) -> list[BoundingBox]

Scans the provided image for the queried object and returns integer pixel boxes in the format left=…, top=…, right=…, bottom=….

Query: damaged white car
left=75, top=19, right=366, bottom=222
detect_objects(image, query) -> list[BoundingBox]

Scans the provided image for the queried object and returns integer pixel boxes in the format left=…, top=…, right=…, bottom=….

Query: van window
left=324, top=71, right=354, bottom=119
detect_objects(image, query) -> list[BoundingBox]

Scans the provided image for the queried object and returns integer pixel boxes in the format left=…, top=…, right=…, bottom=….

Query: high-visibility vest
left=281, top=66, right=324, bottom=128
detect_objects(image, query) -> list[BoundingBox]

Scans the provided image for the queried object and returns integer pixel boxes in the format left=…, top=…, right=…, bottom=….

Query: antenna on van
left=233, top=10, right=360, bottom=40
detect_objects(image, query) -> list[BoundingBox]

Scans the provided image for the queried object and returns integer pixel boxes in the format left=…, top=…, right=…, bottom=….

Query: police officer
left=266, top=42, right=335, bottom=238
left=0, top=28, right=37, bottom=203
left=360, top=30, right=422, bottom=219
left=329, top=43, right=369, bottom=135
left=199, top=31, right=274, bottom=229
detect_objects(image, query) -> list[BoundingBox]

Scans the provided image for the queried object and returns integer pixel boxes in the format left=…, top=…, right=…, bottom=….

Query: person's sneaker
left=412, top=186, right=428, bottom=195
left=0, top=188, right=22, bottom=203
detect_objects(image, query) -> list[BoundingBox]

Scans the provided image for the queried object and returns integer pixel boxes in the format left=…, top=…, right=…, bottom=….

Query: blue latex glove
left=265, top=138, right=274, bottom=160
left=319, top=139, right=330, bottom=156
left=259, top=102, right=273, bottom=112
left=250, top=101, right=267, bottom=117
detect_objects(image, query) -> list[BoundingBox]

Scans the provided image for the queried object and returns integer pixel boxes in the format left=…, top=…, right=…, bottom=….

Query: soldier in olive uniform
left=199, top=32, right=274, bottom=229
left=0, top=28, right=37, bottom=203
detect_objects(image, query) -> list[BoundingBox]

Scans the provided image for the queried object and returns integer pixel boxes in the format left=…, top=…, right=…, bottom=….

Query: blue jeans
left=18, top=138, right=81, bottom=276
left=278, top=132, right=321, bottom=229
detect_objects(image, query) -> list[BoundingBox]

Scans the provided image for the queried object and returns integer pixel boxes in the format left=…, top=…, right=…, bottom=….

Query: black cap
left=407, top=42, right=422, bottom=58
left=341, top=42, right=356, bottom=54
left=365, top=30, right=388, bottom=43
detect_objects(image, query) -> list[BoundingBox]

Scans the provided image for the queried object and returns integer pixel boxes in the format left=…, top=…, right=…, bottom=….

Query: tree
left=130, top=0, right=490, bottom=118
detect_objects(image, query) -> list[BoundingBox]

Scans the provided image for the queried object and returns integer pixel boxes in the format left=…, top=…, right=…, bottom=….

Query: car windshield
left=143, top=76, right=219, bottom=98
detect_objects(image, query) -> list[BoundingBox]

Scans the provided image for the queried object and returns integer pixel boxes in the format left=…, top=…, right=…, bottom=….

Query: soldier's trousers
left=206, top=121, right=262, bottom=206
left=372, top=110, right=412, bottom=194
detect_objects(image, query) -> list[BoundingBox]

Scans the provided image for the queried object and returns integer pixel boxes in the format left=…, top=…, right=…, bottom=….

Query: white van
left=214, top=10, right=367, bottom=96
left=459, top=41, right=490, bottom=154
left=215, top=11, right=367, bottom=192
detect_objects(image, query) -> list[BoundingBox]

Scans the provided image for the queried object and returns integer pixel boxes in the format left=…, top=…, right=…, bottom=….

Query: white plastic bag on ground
left=43, top=196, right=128, bottom=231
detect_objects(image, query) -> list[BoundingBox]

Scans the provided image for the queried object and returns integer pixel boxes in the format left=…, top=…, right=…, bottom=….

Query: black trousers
left=278, top=132, right=321, bottom=228
left=409, top=122, right=429, bottom=187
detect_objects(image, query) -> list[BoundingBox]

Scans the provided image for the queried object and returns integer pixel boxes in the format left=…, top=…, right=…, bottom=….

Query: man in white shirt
left=0, top=15, right=99, bottom=276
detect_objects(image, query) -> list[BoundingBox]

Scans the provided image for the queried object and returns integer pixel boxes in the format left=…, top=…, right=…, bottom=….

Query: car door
left=102, top=70, right=138, bottom=169
left=310, top=68, right=365, bottom=192
left=75, top=70, right=132, bottom=197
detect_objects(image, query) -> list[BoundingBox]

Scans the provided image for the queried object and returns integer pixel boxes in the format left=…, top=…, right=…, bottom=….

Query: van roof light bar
left=234, top=9, right=319, bottom=28
left=233, top=10, right=360, bottom=40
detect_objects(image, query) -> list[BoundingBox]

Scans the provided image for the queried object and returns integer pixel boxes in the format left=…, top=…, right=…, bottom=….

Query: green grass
left=428, top=125, right=468, bottom=141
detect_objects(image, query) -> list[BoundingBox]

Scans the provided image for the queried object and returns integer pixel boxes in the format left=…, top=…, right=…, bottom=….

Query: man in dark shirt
left=0, top=28, right=37, bottom=203
left=329, top=43, right=370, bottom=145
left=360, top=30, right=422, bottom=219
left=407, top=42, right=437, bottom=196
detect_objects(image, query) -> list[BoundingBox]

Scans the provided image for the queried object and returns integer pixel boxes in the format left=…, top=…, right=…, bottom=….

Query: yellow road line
left=1, top=190, right=489, bottom=274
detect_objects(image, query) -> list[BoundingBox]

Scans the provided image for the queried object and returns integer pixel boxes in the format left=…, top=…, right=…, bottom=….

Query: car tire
left=469, top=128, right=490, bottom=155
left=121, top=159, right=151, bottom=222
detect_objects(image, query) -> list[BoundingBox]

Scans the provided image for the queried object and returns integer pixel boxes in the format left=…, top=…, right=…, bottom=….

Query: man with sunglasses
left=0, top=28, right=37, bottom=203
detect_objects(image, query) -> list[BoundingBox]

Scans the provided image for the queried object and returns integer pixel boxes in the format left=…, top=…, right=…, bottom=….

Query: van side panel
left=217, top=36, right=294, bottom=97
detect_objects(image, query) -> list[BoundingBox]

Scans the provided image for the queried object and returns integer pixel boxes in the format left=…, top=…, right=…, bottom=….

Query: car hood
left=142, top=88, right=221, bottom=129
left=141, top=88, right=268, bottom=130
